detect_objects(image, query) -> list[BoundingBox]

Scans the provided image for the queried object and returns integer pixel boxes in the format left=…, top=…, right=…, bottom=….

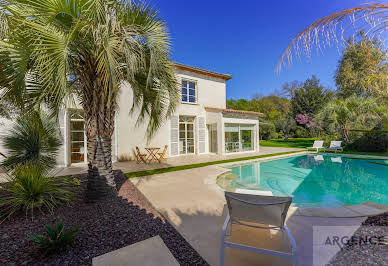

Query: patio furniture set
left=135, top=145, right=168, bottom=164
left=307, top=140, right=343, bottom=152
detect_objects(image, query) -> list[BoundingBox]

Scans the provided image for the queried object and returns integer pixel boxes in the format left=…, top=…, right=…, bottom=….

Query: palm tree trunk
left=79, top=62, right=117, bottom=202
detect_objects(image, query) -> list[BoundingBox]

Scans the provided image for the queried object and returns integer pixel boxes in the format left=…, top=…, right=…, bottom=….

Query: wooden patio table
left=145, top=147, right=160, bottom=163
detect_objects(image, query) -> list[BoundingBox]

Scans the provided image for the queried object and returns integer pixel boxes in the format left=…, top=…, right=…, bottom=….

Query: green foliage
left=0, top=165, right=75, bottom=222
left=227, top=95, right=290, bottom=122
left=294, top=126, right=310, bottom=138
left=316, top=96, right=382, bottom=143
left=289, top=75, right=333, bottom=117
left=29, top=221, right=79, bottom=256
left=335, top=36, right=388, bottom=98
left=346, top=129, right=388, bottom=153
left=259, top=122, right=276, bottom=140
left=275, top=116, right=296, bottom=139
left=0, top=112, right=61, bottom=171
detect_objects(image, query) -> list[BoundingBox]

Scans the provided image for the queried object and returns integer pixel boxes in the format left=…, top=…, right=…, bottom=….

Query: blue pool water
left=228, top=154, right=388, bottom=207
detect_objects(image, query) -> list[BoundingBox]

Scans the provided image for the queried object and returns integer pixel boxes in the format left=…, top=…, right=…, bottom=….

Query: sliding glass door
left=225, top=124, right=254, bottom=153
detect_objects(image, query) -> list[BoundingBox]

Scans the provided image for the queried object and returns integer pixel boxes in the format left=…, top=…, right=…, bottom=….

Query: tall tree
left=289, top=75, right=332, bottom=117
left=0, top=0, right=179, bottom=201
left=335, top=36, right=388, bottom=98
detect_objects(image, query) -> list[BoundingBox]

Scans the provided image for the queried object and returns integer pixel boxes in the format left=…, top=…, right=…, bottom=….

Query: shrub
left=0, top=165, right=75, bottom=222
left=1, top=111, right=62, bottom=171
left=259, top=122, right=276, bottom=140
left=294, top=126, right=310, bottom=138
left=29, top=221, right=79, bottom=256
left=346, top=132, right=388, bottom=152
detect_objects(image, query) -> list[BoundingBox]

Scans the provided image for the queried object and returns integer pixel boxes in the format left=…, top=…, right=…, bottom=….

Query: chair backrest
left=225, top=192, right=292, bottom=229
left=313, top=140, right=324, bottom=148
left=161, top=145, right=168, bottom=155
left=330, top=141, right=342, bottom=148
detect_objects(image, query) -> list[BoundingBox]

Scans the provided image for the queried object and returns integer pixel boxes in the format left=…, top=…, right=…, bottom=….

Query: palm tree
left=0, top=0, right=179, bottom=201
left=1, top=111, right=62, bottom=171
left=277, top=2, right=388, bottom=72
left=317, top=97, right=382, bottom=142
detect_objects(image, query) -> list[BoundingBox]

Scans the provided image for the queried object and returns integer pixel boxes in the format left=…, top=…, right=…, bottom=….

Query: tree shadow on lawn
left=0, top=170, right=208, bottom=266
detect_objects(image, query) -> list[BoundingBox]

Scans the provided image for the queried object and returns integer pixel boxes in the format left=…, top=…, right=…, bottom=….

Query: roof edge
left=173, top=62, right=232, bottom=81
left=205, top=107, right=264, bottom=117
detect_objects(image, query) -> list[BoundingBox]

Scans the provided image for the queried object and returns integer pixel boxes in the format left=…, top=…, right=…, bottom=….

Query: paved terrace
left=51, top=146, right=303, bottom=177
left=130, top=157, right=368, bottom=266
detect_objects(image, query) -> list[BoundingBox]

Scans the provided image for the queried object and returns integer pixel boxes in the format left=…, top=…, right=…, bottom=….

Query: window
left=181, top=80, right=196, bottom=103
left=225, top=124, right=254, bottom=153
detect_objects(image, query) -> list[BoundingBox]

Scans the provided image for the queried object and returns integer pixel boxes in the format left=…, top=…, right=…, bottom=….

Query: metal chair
left=221, top=191, right=297, bottom=266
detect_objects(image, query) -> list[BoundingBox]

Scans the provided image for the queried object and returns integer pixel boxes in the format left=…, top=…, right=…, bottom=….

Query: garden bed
left=0, top=171, right=209, bottom=265
left=329, top=213, right=388, bottom=265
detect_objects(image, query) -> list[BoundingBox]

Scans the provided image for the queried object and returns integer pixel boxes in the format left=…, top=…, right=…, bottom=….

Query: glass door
left=70, top=110, right=87, bottom=164
left=179, top=116, right=195, bottom=155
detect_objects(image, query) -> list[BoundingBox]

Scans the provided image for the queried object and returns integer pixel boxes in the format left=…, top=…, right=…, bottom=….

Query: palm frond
left=277, top=2, right=388, bottom=72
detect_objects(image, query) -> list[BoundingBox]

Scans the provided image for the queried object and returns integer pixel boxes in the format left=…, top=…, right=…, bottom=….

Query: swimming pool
left=221, top=154, right=388, bottom=207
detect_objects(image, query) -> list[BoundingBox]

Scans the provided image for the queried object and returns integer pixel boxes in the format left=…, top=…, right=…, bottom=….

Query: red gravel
left=0, top=171, right=209, bottom=266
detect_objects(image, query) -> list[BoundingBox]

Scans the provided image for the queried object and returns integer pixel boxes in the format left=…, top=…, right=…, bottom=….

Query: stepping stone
left=92, top=236, right=179, bottom=266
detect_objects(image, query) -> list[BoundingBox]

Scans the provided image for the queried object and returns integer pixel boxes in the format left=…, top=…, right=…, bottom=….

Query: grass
left=259, top=138, right=316, bottom=148
left=261, top=138, right=388, bottom=157
left=125, top=150, right=304, bottom=178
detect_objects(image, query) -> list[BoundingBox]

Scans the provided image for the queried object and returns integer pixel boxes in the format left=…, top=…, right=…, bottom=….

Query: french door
left=69, top=110, right=87, bottom=164
left=179, top=116, right=195, bottom=155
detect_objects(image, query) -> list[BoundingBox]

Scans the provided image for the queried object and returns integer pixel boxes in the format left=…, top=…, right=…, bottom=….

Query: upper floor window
left=181, top=80, right=197, bottom=103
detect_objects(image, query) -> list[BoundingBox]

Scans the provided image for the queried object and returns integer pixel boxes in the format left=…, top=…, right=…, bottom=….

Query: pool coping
left=215, top=152, right=388, bottom=218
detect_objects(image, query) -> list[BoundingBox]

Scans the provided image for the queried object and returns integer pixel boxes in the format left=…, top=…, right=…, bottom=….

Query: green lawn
left=125, top=150, right=304, bottom=178
left=260, top=138, right=388, bottom=157
left=260, top=138, right=316, bottom=148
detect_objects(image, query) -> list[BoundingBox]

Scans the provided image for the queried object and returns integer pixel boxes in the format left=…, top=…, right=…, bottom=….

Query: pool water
left=227, top=154, right=388, bottom=207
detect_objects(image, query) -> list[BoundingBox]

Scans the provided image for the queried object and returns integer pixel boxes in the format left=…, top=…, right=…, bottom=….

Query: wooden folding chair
left=135, top=147, right=148, bottom=164
left=157, top=145, right=168, bottom=162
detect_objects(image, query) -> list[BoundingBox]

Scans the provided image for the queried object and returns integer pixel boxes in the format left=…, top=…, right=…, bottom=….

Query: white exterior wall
left=115, top=69, right=225, bottom=159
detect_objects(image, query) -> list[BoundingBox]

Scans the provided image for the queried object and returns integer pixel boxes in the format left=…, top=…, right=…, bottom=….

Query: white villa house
left=0, top=63, right=263, bottom=167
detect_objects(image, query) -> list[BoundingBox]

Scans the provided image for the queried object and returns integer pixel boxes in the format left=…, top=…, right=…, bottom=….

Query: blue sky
left=152, top=0, right=370, bottom=99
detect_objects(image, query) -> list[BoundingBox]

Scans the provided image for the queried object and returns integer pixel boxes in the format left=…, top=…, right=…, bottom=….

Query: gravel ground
left=0, top=171, right=209, bottom=266
left=329, top=213, right=388, bottom=266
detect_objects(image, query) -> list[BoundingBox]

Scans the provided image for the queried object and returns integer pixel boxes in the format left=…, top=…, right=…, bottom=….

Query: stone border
left=214, top=152, right=388, bottom=218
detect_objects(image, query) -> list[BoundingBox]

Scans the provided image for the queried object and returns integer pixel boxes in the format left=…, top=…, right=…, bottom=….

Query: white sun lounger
left=307, top=140, right=324, bottom=152
left=221, top=192, right=298, bottom=266
left=324, top=141, right=343, bottom=153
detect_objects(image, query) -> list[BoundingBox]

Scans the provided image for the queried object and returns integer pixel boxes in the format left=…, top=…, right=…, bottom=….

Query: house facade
left=0, top=63, right=263, bottom=167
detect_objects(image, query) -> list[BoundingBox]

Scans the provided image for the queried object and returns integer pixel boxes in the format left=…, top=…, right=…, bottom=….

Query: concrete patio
left=130, top=156, right=369, bottom=266
left=51, top=146, right=303, bottom=177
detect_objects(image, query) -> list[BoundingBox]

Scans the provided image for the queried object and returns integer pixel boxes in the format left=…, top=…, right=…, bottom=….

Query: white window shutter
left=170, top=116, right=179, bottom=156
left=198, top=116, right=206, bottom=154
